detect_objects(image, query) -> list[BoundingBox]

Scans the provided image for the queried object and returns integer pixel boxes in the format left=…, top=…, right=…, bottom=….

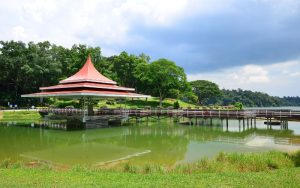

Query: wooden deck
left=95, top=108, right=300, bottom=120
left=39, top=108, right=300, bottom=120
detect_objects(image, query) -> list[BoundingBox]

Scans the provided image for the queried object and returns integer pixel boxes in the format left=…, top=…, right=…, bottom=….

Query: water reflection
left=0, top=119, right=300, bottom=166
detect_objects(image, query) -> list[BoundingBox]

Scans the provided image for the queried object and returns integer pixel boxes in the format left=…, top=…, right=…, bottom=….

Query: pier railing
left=38, top=108, right=300, bottom=120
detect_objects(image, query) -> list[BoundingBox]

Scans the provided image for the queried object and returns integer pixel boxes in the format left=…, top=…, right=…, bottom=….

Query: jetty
left=39, top=108, right=300, bottom=129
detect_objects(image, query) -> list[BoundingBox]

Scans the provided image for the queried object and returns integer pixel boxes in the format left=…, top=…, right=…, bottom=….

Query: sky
left=0, top=0, right=300, bottom=97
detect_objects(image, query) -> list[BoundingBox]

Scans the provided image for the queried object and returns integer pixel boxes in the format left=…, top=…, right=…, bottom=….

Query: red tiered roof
left=59, top=56, right=116, bottom=84
left=22, top=56, right=150, bottom=98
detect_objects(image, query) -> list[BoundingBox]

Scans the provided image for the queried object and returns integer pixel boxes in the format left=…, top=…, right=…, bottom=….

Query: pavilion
left=22, top=55, right=150, bottom=120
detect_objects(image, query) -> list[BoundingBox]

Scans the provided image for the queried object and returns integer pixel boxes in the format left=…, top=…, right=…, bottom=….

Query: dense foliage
left=136, top=59, right=189, bottom=105
left=0, top=41, right=104, bottom=106
left=190, top=80, right=222, bottom=105
left=0, top=41, right=189, bottom=107
left=219, top=89, right=300, bottom=107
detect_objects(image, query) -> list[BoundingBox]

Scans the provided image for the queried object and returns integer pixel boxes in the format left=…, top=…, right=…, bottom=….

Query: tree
left=190, top=80, right=222, bottom=105
left=137, top=59, right=187, bottom=106
left=180, top=91, right=198, bottom=103
left=107, top=52, right=148, bottom=90
left=0, top=41, right=28, bottom=103
left=0, top=40, right=107, bottom=106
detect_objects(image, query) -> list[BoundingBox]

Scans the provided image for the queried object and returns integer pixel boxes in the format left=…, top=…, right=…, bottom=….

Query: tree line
left=0, top=40, right=195, bottom=107
left=219, top=89, right=300, bottom=107
left=0, top=40, right=299, bottom=108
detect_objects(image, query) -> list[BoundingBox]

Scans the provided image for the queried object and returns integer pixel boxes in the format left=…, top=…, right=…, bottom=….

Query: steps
left=86, top=119, right=108, bottom=129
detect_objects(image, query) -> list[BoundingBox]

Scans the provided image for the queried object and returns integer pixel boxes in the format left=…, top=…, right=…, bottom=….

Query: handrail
left=38, top=108, right=300, bottom=120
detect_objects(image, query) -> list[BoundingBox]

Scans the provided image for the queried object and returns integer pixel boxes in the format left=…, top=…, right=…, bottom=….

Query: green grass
left=0, top=166, right=299, bottom=187
left=110, top=151, right=296, bottom=174
left=49, top=97, right=197, bottom=109
left=0, top=111, right=41, bottom=121
left=1, top=151, right=300, bottom=187
left=173, top=151, right=294, bottom=173
left=97, top=97, right=196, bottom=109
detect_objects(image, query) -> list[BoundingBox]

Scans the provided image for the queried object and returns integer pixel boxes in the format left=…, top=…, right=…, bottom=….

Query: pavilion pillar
left=87, top=98, right=94, bottom=116
left=88, top=104, right=94, bottom=116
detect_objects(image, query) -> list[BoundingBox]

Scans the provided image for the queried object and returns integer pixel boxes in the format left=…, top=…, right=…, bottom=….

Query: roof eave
left=21, top=93, right=151, bottom=98
left=40, top=85, right=135, bottom=92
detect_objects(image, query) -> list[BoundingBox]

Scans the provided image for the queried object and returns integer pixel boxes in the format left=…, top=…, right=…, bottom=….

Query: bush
left=173, top=101, right=180, bottom=109
left=234, top=102, right=243, bottom=110
left=53, top=100, right=80, bottom=108
left=0, top=106, right=7, bottom=110
left=290, top=150, right=300, bottom=167
left=106, top=99, right=115, bottom=105
left=0, top=158, right=11, bottom=168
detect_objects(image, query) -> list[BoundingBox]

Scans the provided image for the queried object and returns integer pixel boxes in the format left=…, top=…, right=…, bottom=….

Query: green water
left=1, top=119, right=300, bottom=166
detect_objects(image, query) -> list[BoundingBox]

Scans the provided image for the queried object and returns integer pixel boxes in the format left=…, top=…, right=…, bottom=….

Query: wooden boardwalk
left=95, top=108, right=300, bottom=120
left=39, top=108, right=300, bottom=120
left=40, top=108, right=300, bottom=128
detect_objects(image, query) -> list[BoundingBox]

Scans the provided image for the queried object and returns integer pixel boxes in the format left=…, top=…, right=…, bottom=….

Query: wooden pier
left=39, top=108, right=300, bottom=129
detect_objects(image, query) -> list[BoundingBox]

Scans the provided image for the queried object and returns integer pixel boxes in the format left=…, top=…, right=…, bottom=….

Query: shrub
left=54, top=100, right=80, bottom=108
left=173, top=101, right=180, bottom=109
left=0, top=106, right=7, bottom=110
left=290, top=150, right=300, bottom=167
left=0, top=158, right=11, bottom=168
left=106, top=99, right=115, bottom=105
left=234, top=102, right=243, bottom=110
left=123, top=163, right=138, bottom=173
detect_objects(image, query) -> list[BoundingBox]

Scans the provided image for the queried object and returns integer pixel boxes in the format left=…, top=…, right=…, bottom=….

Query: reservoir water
left=1, top=112, right=300, bottom=166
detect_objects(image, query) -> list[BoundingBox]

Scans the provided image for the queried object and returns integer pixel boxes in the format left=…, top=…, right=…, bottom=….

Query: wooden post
left=82, top=98, right=86, bottom=123
left=247, top=118, right=249, bottom=129
left=226, top=118, right=229, bottom=131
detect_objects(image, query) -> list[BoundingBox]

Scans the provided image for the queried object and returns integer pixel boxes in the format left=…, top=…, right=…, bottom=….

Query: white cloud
left=237, top=65, right=270, bottom=84
left=12, top=26, right=27, bottom=40
left=0, top=0, right=237, bottom=49
left=0, top=0, right=204, bottom=48
left=188, top=60, right=300, bottom=96
left=117, top=0, right=189, bottom=26
left=290, top=72, right=300, bottom=77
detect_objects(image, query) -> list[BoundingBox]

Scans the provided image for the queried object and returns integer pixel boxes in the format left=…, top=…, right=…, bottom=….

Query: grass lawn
left=97, top=97, right=196, bottom=109
left=1, top=151, right=300, bottom=187
left=0, top=110, right=41, bottom=121
left=0, top=167, right=299, bottom=187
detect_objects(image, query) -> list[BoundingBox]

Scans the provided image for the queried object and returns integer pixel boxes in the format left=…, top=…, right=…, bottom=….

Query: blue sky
left=0, top=0, right=300, bottom=96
